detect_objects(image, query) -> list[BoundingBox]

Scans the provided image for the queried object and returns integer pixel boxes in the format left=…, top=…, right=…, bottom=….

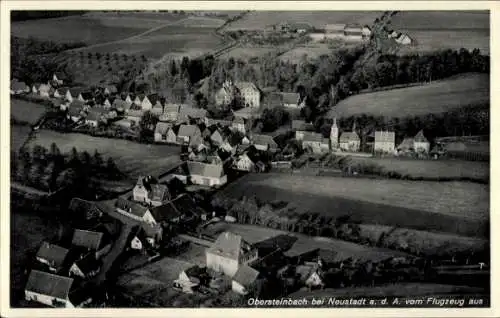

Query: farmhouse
left=71, top=229, right=108, bottom=256
left=232, top=153, right=256, bottom=172
left=395, top=33, right=412, bottom=45
left=35, top=242, right=70, bottom=273
left=154, top=122, right=176, bottom=143
left=250, top=134, right=278, bottom=151
left=177, top=124, right=203, bottom=147
left=10, top=79, right=30, bottom=95
left=69, top=253, right=101, bottom=279
left=374, top=131, right=396, bottom=154
left=151, top=101, right=164, bottom=116
left=185, top=161, right=227, bottom=187
left=302, top=132, right=328, bottom=154
left=178, top=106, right=208, bottom=124
left=281, top=92, right=303, bottom=108
left=24, top=270, right=91, bottom=308
left=339, top=131, right=360, bottom=152
left=232, top=265, right=260, bottom=295
left=132, top=175, right=171, bottom=207
left=161, top=104, right=181, bottom=122
left=52, top=72, right=67, bottom=86
left=37, top=84, right=52, bottom=98
left=206, top=231, right=258, bottom=277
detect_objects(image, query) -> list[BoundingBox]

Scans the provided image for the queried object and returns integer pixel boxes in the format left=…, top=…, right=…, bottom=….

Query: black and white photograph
left=2, top=2, right=494, bottom=314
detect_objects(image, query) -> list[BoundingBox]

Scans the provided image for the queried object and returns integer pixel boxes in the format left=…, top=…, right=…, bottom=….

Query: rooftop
left=25, top=270, right=73, bottom=300
left=71, top=229, right=104, bottom=250
left=36, top=242, right=70, bottom=269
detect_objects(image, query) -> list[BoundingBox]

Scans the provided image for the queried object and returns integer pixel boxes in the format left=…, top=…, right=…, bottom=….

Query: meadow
left=328, top=73, right=489, bottom=117
left=218, top=174, right=489, bottom=237
left=11, top=125, right=32, bottom=152
left=223, top=11, right=382, bottom=31
left=26, top=129, right=182, bottom=182
left=398, top=30, right=490, bottom=55
left=10, top=99, right=47, bottom=124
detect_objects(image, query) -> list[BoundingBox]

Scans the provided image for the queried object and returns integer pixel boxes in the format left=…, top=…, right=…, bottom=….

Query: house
left=344, top=24, right=363, bottom=41
left=85, top=108, right=107, bottom=127
left=178, top=106, right=208, bottom=124
left=413, top=130, right=430, bottom=153
left=215, top=80, right=235, bottom=106
left=296, top=262, right=325, bottom=289
left=151, top=101, right=164, bottom=116
left=177, top=124, right=203, bottom=147
left=132, top=175, right=171, bottom=206
left=232, top=153, right=255, bottom=172
left=35, top=242, right=70, bottom=273
left=103, top=84, right=117, bottom=95
left=52, top=72, right=67, bottom=85
left=67, top=106, right=85, bottom=123
left=206, top=231, right=259, bottom=277
left=25, top=270, right=84, bottom=308
left=250, top=134, right=278, bottom=152
left=206, top=118, right=232, bottom=127
left=281, top=92, right=303, bottom=108
left=389, top=30, right=399, bottom=38
left=130, top=225, right=163, bottom=250
left=38, top=84, right=52, bottom=98
left=374, top=131, right=395, bottom=154
left=362, top=25, right=372, bottom=39
left=186, top=161, right=227, bottom=187
left=154, top=122, right=174, bottom=143
left=126, top=106, right=144, bottom=125
left=10, top=79, right=30, bottom=95
left=339, top=131, right=360, bottom=152
left=103, top=97, right=113, bottom=108
left=122, top=93, right=133, bottom=105
left=112, top=99, right=129, bottom=112
left=115, top=197, right=154, bottom=224
left=302, top=132, right=329, bottom=154
left=71, top=229, right=110, bottom=259
left=395, top=33, right=412, bottom=45
left=292, top=120, right=314, bottom=137
left=141, top=93, right=159, bottom=111
left=235, top=81, right=261, bottom=108
left=69, top=253, right=101, bottom=279
left=232, top=265, right=260, bottom=295
left=397, top=137, right=415, bottom=154
left=231, top=117, right=248, bottom=134
left=161, top=104, right=181, bottom=122
left=69, top=198, right=104, bottom=221
left=134, top=94, right=145, bottom=106
left=174, top=265, right=209, bottom=294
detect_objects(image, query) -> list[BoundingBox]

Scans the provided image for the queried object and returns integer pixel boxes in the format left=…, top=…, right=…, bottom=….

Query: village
left=11, top=69, right=489, bottom=308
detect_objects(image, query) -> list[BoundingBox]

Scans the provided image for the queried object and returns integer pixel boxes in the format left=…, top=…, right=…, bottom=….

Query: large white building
left=374, top=131, right=396, bottom=153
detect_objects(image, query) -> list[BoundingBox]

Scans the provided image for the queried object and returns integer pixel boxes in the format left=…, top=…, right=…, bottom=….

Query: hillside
left=327, top=73, right=489, bottom=118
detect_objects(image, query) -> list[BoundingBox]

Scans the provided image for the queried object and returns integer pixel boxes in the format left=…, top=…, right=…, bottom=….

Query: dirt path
left=65, top=17, right=192, bottom=53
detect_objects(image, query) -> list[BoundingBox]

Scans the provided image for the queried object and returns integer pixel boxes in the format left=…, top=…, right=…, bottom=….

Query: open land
left=217, top=174, right=488, bottom=237
left=11, top=125, right=32, bottom=152
left=10, top=99, right=47, bottom=124
left=223, top=11, right=382, bottom=31
left=348, top=157, right=489, bottom=182
left=26, top=129, right=182, bottom=182
left=327, top=73, right=489, bottom=117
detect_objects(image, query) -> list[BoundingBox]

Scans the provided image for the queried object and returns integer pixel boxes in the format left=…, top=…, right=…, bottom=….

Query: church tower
left=330, top=117, right=339, bottom=150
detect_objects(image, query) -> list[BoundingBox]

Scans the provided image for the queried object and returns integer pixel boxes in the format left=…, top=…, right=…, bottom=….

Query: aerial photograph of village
left=8, top=9, right=490, bottom=308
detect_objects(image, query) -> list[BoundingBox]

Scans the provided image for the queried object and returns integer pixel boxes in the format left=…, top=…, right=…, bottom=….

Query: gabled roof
left=67, top=107, right=84, bottom=117
left=115, top=197, right=149, bottom=218
left=164, top=103, right=181, bottom=113
left=148, top=184, right=170, bottom=202
left=70, top=100, right=85, bottom=108
left=38, top=83, right=51, bottom=93
left=146, top=93, right=159, bottom=105
left=112, top=99, right=129, bottom=110
left=186, top=161, right=225, bottom=178
left=155, top=122, right=172, bottom=135
left=339, top=131, right=360, bottom=142
left=397, top=137, right=414, bottom=151
left=414, top=130, right=428, bottom=143
left=104, top=84, right=118, bottom=93
left=25, top=270, right=73, bottom=300
left=302, top=132, right=323, bottom=143
left=86, top=109, right=104, bottom=121
left=232, top=117, right=245, bottom=125
left=71, top=229, right=103, bottom=250
left=295, top=263, right=320, bottom=282
left=251, top=134, right=278, bottom=148
left=281, top=92, right=300, bottom=104
left=374, top=131, right=395, bottom=143
left=292, top=120, right=313, bottom=131
left=179, top=106, right=208, bottom=121
left=206, top=231, right=245, bottom=261
left=234, top=81, right=259, bottom=92
left=36, top=242, right=69, bottom=268
left=127, top=108, right=144, bottom=118
left=178, top=124, right=201, bottom=138
left=233, top=265, right=260, bottom=287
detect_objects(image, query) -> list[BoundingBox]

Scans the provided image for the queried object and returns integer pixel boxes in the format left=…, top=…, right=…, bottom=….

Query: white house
left=132, top=175, right=170, bottom=206
left=115, top=197, right=156, bottom=225
left=374, top=131, right=396, bottom=153
left=186, top=161, right=227, bottom=187
left=339, top=132, right=360, bottom=152
left=395, top=33, right=412, bottom=45
left=413, top=129, right=430, bottom=153
left=206, top=231, right=258, bottom=277
left=233, top=153, right=255, bottom=172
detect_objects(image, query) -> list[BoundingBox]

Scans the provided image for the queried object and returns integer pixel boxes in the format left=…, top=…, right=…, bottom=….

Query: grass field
left=26, top=129, right=182, bottom=182
left=11, top=16, right=155, bottom=45
left=10, top=209, right=60, bottom=306
left=327, top=73, right=489, bottom=118
left=204, top=222, right=408, bottom=262
left=217, top=174, right=489, bottom=237
left=223, top=11, right=382, bottom=31
left=290, top=283, right=486, bottom=299
left=398, top=30, right=490, bottom=55
left=348, top=157, right=489, bottom=182
left=11, top=125, right=32, bottom=152
left=218, top=46, right=276, bottom=60
left=10, top=99, right=47, bottom=124
left=279, top=44, right=334, bottom=62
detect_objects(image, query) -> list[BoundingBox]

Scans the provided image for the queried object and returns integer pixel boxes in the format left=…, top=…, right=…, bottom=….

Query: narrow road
left=65, top=17, right=192, bottom=53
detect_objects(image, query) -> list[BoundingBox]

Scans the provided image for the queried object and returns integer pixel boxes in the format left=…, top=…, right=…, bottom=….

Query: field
left=10, top=209, right=60, bottom=306
left=389, top=11, right=490, bottom=55
left=349, top=157, right=489, bottom=182
left=218, top=46, right=276, bottom=60
left=10, top=99, right=47, bottom=124
left=223, top=11, right=382, bottom=31
left=290, top=283, right=486, bottom=299
left=327, top=73, right=489, bottom=117
left=279, top=44, right=334, bottom=63
left=11, top=125, right=32, bottom=152
left=217, top=174, right=489, bottom=237
left=26, top=129, right=182, bottom=182
left=204, top=222, right=408, bottom=262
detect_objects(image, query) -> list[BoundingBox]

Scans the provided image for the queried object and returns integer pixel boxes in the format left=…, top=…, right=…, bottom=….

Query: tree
left=56, top=168, right=77, bottom=189
left=93, top=150, right=104, bottom=169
